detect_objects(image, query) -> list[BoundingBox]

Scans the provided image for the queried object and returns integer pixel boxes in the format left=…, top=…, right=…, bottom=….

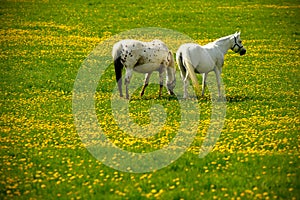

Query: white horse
left=176, top=32, right=246, bottom=98
left=112, top=39, right=176, bottom=99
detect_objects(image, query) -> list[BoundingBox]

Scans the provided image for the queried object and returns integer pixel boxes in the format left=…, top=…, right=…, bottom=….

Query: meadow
left=0, top=0, right=299, bottom=199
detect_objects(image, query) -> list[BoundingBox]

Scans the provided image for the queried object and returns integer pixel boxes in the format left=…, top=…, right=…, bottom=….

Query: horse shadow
left=183, top=94, right=254, bottom=103
left=129, top=94, right=254, bottom=103
left=225, top=95, right=253, bottom=103
left=129, top=94, right=179, bottom=101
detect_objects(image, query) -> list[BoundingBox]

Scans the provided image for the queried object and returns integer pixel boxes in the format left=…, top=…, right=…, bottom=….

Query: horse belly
left=196, top=59, right=214, bottom=73
left=133, top=63, right=161, bottom=73
left=190, top=47, right=215, bottom=73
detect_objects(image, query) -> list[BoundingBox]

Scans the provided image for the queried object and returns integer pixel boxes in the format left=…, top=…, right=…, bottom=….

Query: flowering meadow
left=0, top=0, right=299, bottom=199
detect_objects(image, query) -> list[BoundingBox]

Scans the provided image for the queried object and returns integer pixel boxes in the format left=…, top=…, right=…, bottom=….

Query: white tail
left=184, top=56, right=201, bottom=96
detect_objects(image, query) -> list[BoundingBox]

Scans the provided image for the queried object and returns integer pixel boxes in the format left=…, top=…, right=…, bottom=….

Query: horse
left=112, top=39, right=176, bottom=99
left=176, top=32, right=246, bottom=98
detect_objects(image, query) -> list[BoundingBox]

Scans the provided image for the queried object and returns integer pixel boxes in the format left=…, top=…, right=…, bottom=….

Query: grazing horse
left=112, top=39, right=176, bottom=99
left=176, top=32, right=246, bottom=98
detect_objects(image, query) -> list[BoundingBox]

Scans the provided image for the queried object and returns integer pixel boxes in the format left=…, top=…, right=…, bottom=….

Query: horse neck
left=214, top=36, right=233, bottom=55
left=166, top=64, right=175, bottom=78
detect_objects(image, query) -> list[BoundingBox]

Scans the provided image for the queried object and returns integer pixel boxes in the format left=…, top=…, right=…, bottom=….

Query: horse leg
left=140, top=73, right=152, bottom=96
left=214, top=69, right=221, bottom=98
left=201, top=73, right=207, bottom=97
left=177, top=52, right=189, bottom=98
left=183, top=71, right=189, bottom=98
left=124, top=68, right=133, bottom=99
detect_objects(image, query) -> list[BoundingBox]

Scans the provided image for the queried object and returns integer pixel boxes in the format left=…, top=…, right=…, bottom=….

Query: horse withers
left=112, top=39, right=176, bottom=99
left=176, top=32, right=246, bottom=98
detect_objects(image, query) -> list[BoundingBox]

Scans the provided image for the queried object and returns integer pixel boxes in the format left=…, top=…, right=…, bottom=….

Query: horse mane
left=214, top=34, right=234, bottom=44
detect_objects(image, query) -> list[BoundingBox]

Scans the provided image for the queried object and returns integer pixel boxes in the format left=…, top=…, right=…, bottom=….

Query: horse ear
left=234, top=31, right=240, bottom=37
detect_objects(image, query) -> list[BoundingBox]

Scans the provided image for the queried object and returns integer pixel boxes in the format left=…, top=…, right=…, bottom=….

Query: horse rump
left=176, top=48, right=201, bottom=96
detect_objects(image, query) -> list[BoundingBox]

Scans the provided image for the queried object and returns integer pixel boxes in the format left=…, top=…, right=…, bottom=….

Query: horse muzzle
left=240, top=48, right=246, bottom=56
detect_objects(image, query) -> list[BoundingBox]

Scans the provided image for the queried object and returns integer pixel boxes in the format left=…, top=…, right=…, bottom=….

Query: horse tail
left=112, top=42, right=124, bottom=97
left=180, top=49, right=201, bottom=96
left=114, top=57, right=123, bottom=83
left=176, top=51, right=185, bottom=76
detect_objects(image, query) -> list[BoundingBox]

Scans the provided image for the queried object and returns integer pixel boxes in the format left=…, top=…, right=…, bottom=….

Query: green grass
left=1, top=0, right=299, bottom=199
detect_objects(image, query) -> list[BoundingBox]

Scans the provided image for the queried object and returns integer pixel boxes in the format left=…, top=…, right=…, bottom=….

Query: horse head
left=231, top=32, right=246, bottom=56
left=166, top=51, right=176, bottom=95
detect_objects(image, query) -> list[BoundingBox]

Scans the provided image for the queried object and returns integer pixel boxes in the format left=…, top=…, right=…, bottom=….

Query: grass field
left=1, top=0, right=299, bottom=199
